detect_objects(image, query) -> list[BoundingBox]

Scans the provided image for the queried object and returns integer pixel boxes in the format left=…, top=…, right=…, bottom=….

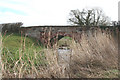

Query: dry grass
left=1, top=27, right=119, bottom=78
left=69, top=28, right=118, bottom=78
left=0, top=33, right=2, bottom=79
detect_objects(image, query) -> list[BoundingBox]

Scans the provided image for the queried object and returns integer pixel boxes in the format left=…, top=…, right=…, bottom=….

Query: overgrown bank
left=2, top=33, right=47, bottom=78
left=1, top=28, right=119, bottom=78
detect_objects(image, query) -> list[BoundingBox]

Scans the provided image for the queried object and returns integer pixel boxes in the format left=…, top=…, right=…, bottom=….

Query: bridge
left=20, top=26, right=119, bottom=47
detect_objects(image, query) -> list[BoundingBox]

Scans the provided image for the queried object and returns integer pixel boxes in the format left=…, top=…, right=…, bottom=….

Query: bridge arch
left=50, top=33, right=73, bottom=47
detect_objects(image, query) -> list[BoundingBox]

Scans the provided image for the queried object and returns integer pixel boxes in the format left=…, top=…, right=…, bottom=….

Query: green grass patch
left=100, top=69, right=119, bottom=78
left=57, top=36, right=72, bottom=47
left=63, top=36, right=72, bottom=40
left=2, top=32, right=47, bottom=76
left=3, top=33, right=41, bottom=47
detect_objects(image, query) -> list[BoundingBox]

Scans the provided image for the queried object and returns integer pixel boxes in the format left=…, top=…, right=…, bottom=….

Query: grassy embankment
left=1, top=31, right=119, bottom=78
left=2, top=33, right=47, bottom=78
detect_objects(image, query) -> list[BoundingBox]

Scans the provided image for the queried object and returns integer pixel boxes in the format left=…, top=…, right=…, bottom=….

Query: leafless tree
left=68, top=8, right=111, bottom=26
left=111, top=21, right=118, bottom=26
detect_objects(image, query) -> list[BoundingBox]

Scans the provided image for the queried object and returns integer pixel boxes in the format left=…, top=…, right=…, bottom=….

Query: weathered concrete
left=57, top=48, right=71, bottom=66
left=0, top=24, right=3, bottom=33
left=20, top=26, right=119, bottom=47
left=20, top=26, right=83, bottom=46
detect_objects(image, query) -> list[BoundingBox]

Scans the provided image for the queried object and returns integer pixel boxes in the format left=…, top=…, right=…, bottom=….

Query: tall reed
left=0, top=33, right=2, bottom=79
left=1, top=27, right=119, bottom=78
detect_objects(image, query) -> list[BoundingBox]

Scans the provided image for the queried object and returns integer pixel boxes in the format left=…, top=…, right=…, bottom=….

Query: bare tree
left=111, top=21, right=118, bottom=26
left=68, top=8, right=111, bottom=26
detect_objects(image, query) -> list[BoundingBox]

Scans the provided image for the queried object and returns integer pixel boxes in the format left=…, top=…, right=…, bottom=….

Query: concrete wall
left=20, top=26, right=119, bottom=48
left=21, top=26, right=118, bottom=39
left=0, top=24, right=3, bottom=33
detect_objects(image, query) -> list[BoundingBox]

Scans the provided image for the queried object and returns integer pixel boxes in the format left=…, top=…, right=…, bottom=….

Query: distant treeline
left=2, top=22, right=23, bottom=33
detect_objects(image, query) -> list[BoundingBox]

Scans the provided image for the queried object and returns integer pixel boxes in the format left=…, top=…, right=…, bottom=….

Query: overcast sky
left=0, top=0, right=119, bottom=26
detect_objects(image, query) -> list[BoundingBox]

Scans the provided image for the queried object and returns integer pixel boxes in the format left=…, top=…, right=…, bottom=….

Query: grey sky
left=0, top=0, right=119, bottom=26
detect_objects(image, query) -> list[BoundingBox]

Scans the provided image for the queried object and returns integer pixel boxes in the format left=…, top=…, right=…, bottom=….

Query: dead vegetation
left=69, top=28, right=118, bottom=78
left=1, top=27, right=119, bottom=78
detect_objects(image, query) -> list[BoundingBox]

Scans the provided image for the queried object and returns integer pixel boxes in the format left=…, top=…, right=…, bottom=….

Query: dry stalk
left=0, top=33, right=2, bottom=79
left=18, top=62, right=25, bottom=78
left=47, top=27, right=52, bottom=48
